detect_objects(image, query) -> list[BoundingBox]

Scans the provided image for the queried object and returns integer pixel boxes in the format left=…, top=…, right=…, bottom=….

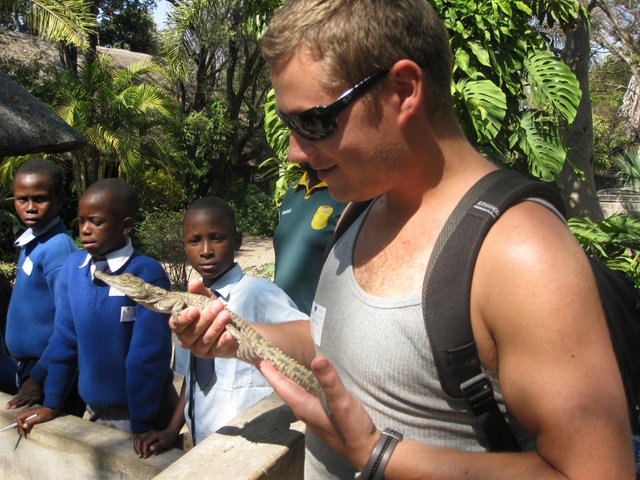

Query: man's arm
left=466, top=201, right=633, bottom=478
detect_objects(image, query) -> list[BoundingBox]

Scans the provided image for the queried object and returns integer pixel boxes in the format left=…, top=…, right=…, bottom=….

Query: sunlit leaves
left=526, top=51, right=581, bottom=123
left=3, top=0, right=97, bottom=48
left=516, top=111, right=566, bottom=181
left=455, top=79, right=506, bottom=142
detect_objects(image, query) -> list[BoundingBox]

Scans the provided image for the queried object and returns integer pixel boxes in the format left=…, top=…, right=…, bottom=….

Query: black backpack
left=327, top=168, right=640, bottom=453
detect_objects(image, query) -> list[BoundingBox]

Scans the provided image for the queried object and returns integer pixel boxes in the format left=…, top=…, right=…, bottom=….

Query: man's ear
left=388, top=60, right=423, bottom=126
left=235, top=232, right=243, bottom=252
left=122, top=217, right=134, bottom=236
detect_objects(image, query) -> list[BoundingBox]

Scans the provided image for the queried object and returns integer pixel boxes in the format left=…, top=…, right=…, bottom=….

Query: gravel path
left=235, top=236, right=275, bottom=269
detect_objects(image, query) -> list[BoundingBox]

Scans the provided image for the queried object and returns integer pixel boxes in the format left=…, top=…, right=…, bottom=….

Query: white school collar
left=14, top=217, right=62, bottom=247
left=80, top=237, right=134, bottom=274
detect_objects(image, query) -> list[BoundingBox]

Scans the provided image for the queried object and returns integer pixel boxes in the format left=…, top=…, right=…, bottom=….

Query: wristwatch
left=354, top=428, right=403, bottom=480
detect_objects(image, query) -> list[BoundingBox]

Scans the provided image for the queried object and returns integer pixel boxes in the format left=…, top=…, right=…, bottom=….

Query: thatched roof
left=0, top=70, right=87, bottom=157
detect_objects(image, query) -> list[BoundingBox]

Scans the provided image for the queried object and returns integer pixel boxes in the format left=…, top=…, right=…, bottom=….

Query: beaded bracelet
left=355, top=428, right=403, bottom=480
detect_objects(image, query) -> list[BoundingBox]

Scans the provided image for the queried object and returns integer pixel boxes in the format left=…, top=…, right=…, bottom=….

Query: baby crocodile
left=94, top=270, right=329, bottom=413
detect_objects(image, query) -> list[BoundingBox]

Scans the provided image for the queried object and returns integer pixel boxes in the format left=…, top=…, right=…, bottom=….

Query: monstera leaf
left=525, top=51, right=581, bottom=123
left=517, top=111, right=566, bottom=181
left=456, top=78, right=507, bottom=142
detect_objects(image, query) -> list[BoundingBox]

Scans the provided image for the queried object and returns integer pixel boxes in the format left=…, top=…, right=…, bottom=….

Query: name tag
left=120, top=306, right=136, bottom=323
left=22, top=257, right=33, bottom=275
left=108, top=286, right=125, bottom=296
left=310, top=302, right=326, bottom=347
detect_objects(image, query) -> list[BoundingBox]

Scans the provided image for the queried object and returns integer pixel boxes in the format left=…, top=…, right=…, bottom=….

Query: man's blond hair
left=260, top=0, right=453, bottom=115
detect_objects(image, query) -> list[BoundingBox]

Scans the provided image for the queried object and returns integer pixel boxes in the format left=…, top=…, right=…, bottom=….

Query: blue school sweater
left=6, top=218, right=78, bottom=384
left=43, top=250, right=173, bottom=433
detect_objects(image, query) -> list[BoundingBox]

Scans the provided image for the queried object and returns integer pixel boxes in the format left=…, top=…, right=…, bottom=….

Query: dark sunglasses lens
left=290, top=108, right=336, bottom=140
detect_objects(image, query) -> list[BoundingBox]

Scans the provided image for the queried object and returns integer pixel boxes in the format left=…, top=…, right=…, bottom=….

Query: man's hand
left=257, top=355, right=378, bottom=471
left=170, top=279, right=239, bottom=359
left=6, top=377, right=43, bottom=409
left=133, top=429, right=179, bottom=458
left=15, top=406, right=56, bottom=436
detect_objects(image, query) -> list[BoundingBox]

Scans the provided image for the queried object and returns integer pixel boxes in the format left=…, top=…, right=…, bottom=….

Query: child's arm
left=133, top=381, right=186, bottom=458
left=15, top=406, right=57, bottom=436
left=6, top=377, right=43, bottom=409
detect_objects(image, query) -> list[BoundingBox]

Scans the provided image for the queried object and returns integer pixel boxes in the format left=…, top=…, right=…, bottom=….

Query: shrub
left=612, top=147, right=640, bottom=191
left=136, top=211, right=189, bottom=290
left=230, top=185, right=278, bottom=237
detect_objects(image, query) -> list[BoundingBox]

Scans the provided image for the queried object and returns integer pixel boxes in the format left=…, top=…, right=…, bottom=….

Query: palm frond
left=28, top=0, right=96, bottom=48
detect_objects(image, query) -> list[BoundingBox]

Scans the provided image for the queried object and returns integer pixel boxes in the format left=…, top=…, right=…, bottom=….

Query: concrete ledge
left=0, top=392, right=183, bottom=479
left=1, top=392, right=305, bottom=479
left=155, top=394, right=305, bottom=480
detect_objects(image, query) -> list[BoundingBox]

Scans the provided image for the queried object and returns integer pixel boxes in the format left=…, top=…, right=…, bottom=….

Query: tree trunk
left=621, top=71, right=640, bottom=143
left=557, top=12, right=603, bottom=220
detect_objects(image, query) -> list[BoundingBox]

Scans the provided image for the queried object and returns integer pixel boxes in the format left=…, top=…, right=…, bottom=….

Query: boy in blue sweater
left=133, top=196, right=308, bottom=457
left=16, top=179, right=177, bottom=446
left=5, top=158, right=84, bottom=416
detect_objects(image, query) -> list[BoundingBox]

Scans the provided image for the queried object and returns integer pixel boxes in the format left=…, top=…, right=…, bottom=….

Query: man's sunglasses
left=276, top=69, right=389, bottom=141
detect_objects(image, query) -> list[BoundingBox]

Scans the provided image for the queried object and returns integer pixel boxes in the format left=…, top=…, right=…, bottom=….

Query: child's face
left=183, top=208, right=240, bottom=282
left=77, top=190, right=132, bottom=257
left=13, top=173, right=60, bottom=230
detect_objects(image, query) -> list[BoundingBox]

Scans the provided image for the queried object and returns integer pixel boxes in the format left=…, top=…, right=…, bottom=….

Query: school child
left=15, top=179, right=177, bottom=445
left=5, top=158, right=84, bottom=415
left=133, top=196, right=309, bottom=457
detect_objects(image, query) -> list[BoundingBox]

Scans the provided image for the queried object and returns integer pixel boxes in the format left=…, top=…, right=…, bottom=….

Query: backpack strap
left=423, top=168, right=565, bottom=451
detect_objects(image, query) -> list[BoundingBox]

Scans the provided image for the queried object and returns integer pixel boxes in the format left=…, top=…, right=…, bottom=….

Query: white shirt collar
left=205, top=263, right=243, bottom=302
left=14, top=217, right=62, bottom=247
left=80, top=237, right=134, bottom=274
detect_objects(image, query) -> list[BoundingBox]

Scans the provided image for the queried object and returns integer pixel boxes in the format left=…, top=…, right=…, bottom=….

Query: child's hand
left=6, top=377, right=43, bottom=409
left=133, top=429, right=179, bottom=458
left=15, top=406, right=56, bottom=437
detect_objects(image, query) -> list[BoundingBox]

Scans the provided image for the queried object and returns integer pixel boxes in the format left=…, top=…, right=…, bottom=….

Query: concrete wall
left=0, top=392, right=305, bottom=479
left=156, top=394, right=305, bottom=480
left=598, top=190, right=640, bottom=217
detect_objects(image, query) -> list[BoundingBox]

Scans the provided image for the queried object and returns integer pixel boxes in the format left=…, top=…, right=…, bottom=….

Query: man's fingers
left=257, top=360, right=328, bottom=422
left=187, top=278, right=214, bottom=296
left=201, top=306, right=231, bottom=344
left=311, top=356, right=342, bottom=394
left=310, top=356, right=351, bottom=412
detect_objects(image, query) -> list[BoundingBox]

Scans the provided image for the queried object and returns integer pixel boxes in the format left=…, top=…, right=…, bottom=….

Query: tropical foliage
left=156, top=0, right=278, bottom=199
left=50, top=54, right=187, bottom=193
left=98, top=0, right=159, bottom=54
left=261, top=88, right=303, bottom=207
left=0, top=0, right=96, bottom=48
left=612, top=147, right=640, bottom=191
left=440, top=0, right=583, bottom=181
left=590, top=55, right=632, bottom=172
left=569, top=214, right=640, bottom=287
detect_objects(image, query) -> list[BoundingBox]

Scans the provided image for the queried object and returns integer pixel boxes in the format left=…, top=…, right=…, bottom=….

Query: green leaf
left=456, top=79, right=506, bottom=142
left=454, top=48, right=471, bottom=75
left=518, top=111, right=565, bottom=181
left=469, top=42, right=491, bottom=67
left=525, top=51, right=581, bottom=123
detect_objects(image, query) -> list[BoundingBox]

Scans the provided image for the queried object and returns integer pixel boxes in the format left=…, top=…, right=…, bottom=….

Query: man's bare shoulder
left=470, top=199, right=603, bottom=370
